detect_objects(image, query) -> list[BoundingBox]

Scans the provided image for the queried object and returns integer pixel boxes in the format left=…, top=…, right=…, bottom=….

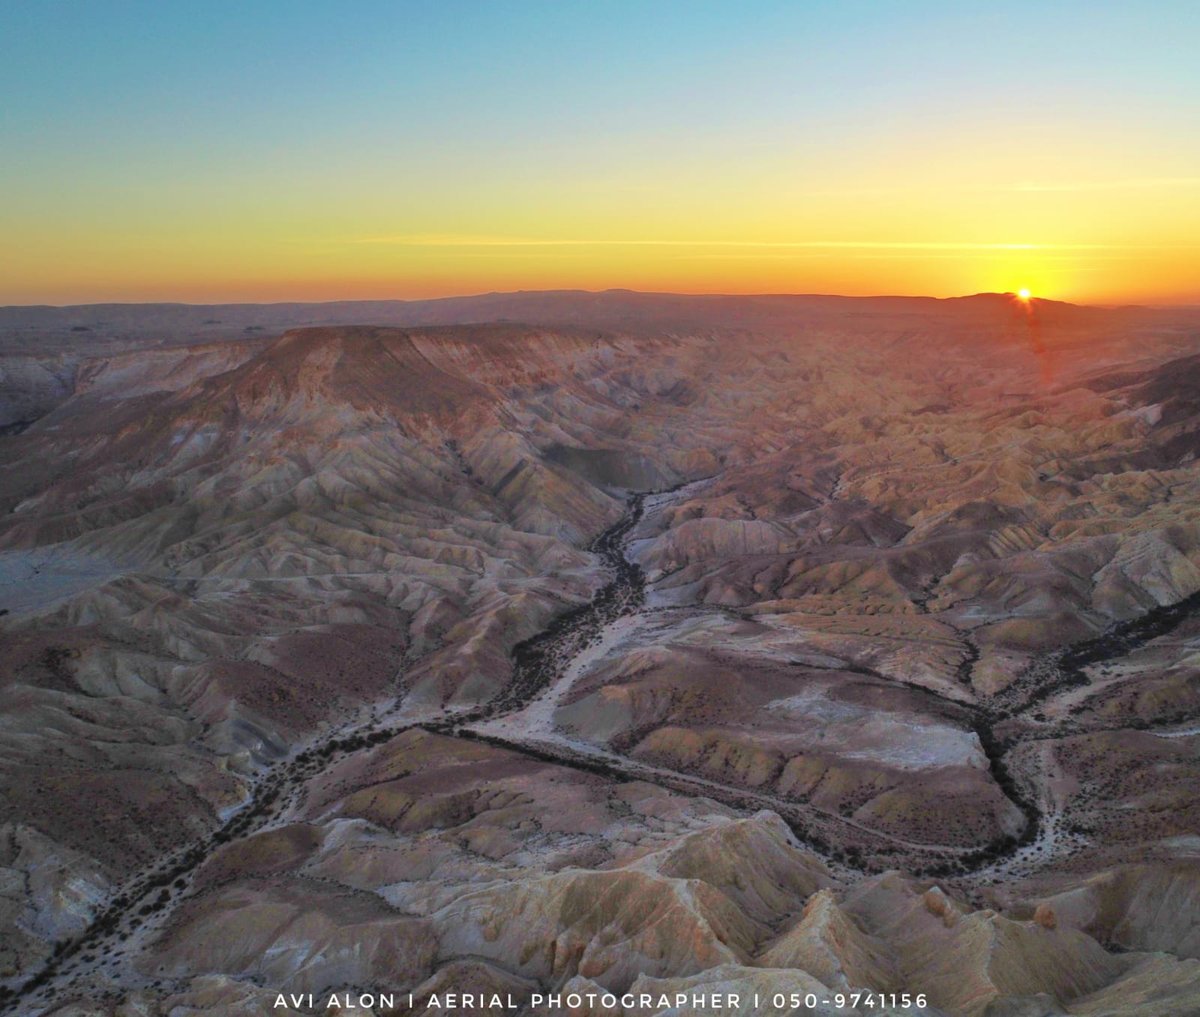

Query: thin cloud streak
left=351, top=235, right=1166, bottom=251
left=672, top=251, right=1167, bottom=261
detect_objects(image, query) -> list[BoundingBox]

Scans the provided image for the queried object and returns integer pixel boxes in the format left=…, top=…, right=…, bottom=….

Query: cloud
left=351, top=235, right=1143, bottom=251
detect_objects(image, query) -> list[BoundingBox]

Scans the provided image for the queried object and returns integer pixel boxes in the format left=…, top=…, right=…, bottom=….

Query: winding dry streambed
left=11, top=480, right=1200, bottom=1014
left=0, top=491, right=656, bottom=1014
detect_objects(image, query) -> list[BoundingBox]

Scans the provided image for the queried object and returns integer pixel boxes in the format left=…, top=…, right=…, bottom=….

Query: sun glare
left=1017, top=288, right=1032, bottom=301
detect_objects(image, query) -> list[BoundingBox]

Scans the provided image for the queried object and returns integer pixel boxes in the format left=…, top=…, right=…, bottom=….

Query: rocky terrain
left=2, top=291, right=1200, bottom=1015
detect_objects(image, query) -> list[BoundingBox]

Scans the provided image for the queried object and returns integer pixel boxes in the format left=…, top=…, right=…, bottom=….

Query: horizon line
left=3, top=288, right=1199, bottom=313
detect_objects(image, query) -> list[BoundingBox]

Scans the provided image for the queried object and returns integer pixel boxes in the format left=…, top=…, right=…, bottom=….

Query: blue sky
left=2, top=1, right=1198, bottom=302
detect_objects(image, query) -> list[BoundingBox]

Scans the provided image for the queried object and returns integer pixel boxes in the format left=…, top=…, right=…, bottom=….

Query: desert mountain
left=3, top=292, right=1200, bottom=1015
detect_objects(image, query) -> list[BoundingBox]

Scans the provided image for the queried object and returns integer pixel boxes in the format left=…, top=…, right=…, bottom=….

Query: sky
left=1, top=1, right=1198, bottom=305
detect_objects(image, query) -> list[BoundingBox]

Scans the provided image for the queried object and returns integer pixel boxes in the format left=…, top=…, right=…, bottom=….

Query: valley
left=3, top=293, right=1200, bottom=1015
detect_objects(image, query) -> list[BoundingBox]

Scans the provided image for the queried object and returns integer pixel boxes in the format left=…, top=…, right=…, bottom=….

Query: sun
left=1017, top=288, right=1032, bottom=301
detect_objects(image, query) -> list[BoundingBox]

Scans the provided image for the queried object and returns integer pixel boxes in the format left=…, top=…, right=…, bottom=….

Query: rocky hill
left=2, top=293, right=1200, bottom=1015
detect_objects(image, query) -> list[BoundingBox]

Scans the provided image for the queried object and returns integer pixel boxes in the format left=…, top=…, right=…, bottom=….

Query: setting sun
left=1018, top=288, right=1032, bottom=301
left=1, top=4, right=1198, bottom=306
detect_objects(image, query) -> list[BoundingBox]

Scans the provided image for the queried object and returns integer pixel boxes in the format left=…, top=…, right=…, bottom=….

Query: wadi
left=1, top=290, right=1199, bottom=1015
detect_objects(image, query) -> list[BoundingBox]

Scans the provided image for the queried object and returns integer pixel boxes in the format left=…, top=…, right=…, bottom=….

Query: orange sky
left=3, top=3, right=1198, bottom=305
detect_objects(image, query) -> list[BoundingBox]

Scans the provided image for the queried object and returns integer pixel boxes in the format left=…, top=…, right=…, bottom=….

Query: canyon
left=2, top=291, right=1200, bottom=1016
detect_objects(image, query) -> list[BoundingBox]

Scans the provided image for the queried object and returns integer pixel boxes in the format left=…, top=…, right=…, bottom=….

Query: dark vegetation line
left=0, top=715, right=428, bottom=1012
left=481, top=493, right=646, bottom=719
left=438, top=488, right=1039, bottom=876
left=955, top=637, right=980, bottom=687
left=957, top=721, right=1040, bottom=869
left=951, top=583, right=1200, bottom=885
left=0, top=493, right=651, bottom=1014
left=446, top=725, right=883, bottom=866
left=0, top=487, right=1054, bottom=1013
left=13, top=487, right=1200, bottom=1013
left=996, top=587, right=1200, bottom=722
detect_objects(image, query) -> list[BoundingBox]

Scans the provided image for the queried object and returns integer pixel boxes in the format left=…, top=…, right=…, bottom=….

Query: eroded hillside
left=3, top=294, right=1200, bottom=1016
